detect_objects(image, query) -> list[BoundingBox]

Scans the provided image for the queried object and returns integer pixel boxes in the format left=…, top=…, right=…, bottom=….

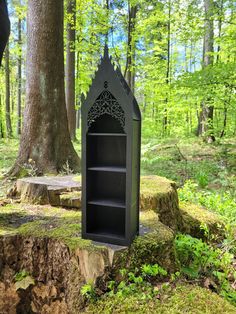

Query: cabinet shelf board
left=87, top=133, right=126, bottom=137
left=87, top=166, right=126, bottom=173
left=88, top=198, right=125, bottom=208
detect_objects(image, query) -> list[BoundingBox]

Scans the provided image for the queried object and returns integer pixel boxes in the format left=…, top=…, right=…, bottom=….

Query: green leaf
left=15, top=276, right=35, bottom=291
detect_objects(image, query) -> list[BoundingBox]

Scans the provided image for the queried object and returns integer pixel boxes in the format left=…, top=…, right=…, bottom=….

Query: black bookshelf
left=82, top=46, right=141, bottom=246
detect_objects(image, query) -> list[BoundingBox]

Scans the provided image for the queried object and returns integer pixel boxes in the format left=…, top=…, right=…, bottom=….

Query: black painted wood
left=81, top=45, right=141, bottom=246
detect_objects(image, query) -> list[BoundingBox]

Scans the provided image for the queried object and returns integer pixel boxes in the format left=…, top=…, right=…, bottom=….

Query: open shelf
left=87, top=171, right=126, bottom=202
left=86, top=204, right=125, bottom=238
left=88, top=198, right=125, bottom=208
left=87, top=133, right=126, bottom=169
left=88, top=166, right=126, bottom=173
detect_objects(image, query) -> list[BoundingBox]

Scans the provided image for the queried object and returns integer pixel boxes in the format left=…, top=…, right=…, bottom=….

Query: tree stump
left=0, top=204, right=175, bottom=313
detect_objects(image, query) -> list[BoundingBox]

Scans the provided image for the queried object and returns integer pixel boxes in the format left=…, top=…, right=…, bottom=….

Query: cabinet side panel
left=131, top=120, right=141, bottom=238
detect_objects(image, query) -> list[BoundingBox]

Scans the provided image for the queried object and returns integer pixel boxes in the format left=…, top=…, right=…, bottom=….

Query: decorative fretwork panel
left=88, top=90, right=125, bottom=130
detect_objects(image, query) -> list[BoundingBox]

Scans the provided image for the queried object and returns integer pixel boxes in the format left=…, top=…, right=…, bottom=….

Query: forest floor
left=0, top=137, right=236, bottom=313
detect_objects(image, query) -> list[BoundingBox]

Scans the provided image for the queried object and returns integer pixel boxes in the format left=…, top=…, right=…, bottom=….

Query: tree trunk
left=9, top=0, right=80, bottom=177
left=197, top=0, right=214, bottom=139
left=216, top=0, right=223, bottom=63
left=65, top=0, right=76, bottom=141
left=0, top=95, right=4, bottom=138
left=163, top=0, right=171, bottom=135
left=5, top=42, right=12, bottom=138
left=17, top=16, right=22, bottom=136
left=124, top=2, right=137, bottom=94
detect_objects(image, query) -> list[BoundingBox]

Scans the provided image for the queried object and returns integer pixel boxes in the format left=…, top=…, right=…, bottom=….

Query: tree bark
left=124, top=1, right=137, bottom=94
left=17, top=16, right=22, bottom=136
left=5, top=42, right=12, bottom=137
left=197, top=0, right=214, bottom=139
left=216, top=0, right=223, bottom=64
left=9, top=0, right=80, bottom=177
left=0, top=95, right=4, bottom=138
left=65, top=0, right=76, bottom=141
left=163, top=0, right=171, bottom=135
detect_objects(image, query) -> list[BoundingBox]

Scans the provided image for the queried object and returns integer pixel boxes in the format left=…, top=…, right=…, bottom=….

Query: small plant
left=14, top=269, right=29, bottom=282
left=195, top=172, right=209, bottom=188
left=81, top=283, right=97, bottom=300
left=175, top=234, right=236, bottom=305
left=141, top=264, right=168, bottom=277
left=107, top=264, right=168, bottom=300
left=61, top=160, right=74, bottom=175
left=21, top=159, right=38, bottom=177
left=175, top=234, right=234, bottom=278
left=14, top=270, right=35, bottom=290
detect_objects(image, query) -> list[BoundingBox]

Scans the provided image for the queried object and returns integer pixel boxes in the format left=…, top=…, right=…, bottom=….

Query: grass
left=0, top=139, right=18, bottom=178
left=141, top=137, right=236, bottom=189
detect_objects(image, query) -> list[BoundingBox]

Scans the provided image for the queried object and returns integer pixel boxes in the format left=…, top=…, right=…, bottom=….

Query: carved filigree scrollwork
left=88, top=90, right=125, bottom=130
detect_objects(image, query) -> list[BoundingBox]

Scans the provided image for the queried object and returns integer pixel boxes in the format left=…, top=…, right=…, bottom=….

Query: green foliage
left=175, top=234, right=236, bottom=305
left=85, top=284, right=236, bottom=314
left=179, top=180, right=236, bottom=224
left=0, top=139, right=18, bottom=178
left=14, top=269, right=30, bottom=282
left=1, top=0, right=236, bottom=140
left=141, top=264, right=168, bottom=277
left=106, top=264, right=168, bottom=300
left=81, top=283, right=97, bottom=301
left=81, top=264, right=167, bottom=302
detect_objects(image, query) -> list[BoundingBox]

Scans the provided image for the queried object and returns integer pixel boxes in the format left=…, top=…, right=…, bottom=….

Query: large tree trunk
left=5, top=43, right=12, bottom=138
left=197, top=0, right=214, bottom=139
left=65, top=0, right=76, bottom=141
left=0, top=0, right=10, bottom=66
left=17, top=15, right=22, bottom=136
left=9, top=0, right=80, bottom=177
left=124, top=1, right=137, bottom=94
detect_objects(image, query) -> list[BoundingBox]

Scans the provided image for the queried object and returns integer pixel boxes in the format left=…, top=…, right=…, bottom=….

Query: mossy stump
left=13, top=175, right=225, bottom=241
left=140, top=176, right=182, bottom=231
left=0, top=204, right=175, bottom=313
left=179, top=202, right=225, bottom=240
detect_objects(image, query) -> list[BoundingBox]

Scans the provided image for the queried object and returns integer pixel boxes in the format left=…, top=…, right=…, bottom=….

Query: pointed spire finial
left=104, top=44, right=109, bottom=59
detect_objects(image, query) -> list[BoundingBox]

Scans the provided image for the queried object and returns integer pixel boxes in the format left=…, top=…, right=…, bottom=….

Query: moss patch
left=84, top=284, right=236, bottom=314
left=60, top=191, right=81, bottom=201
left=140, top=175, right=177, bottom=206
left=140, top=176, right=182, bottom=231
left=0, top=204, right=94, bottom=251
left=110, top=211, right=176, bottom=272
left=180, top=202, right=225, bottom=240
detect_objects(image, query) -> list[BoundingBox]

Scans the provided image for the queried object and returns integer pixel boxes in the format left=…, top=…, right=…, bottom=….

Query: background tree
left=124, top=0, right=138, bottom=93
left=65, top=0, right=76, bottom=141
left=16, top=0, right=23, bottom=135
left=0, top=0, right=235, bottom=143
left=9, top=0, right=80, bottom=176
left=197, top=0, right=214, bottom=139
left=5, top=42, right=12, bottom=138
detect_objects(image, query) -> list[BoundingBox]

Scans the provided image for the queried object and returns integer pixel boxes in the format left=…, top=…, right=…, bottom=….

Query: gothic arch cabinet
left=81, top=47, right=141, bottom=246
